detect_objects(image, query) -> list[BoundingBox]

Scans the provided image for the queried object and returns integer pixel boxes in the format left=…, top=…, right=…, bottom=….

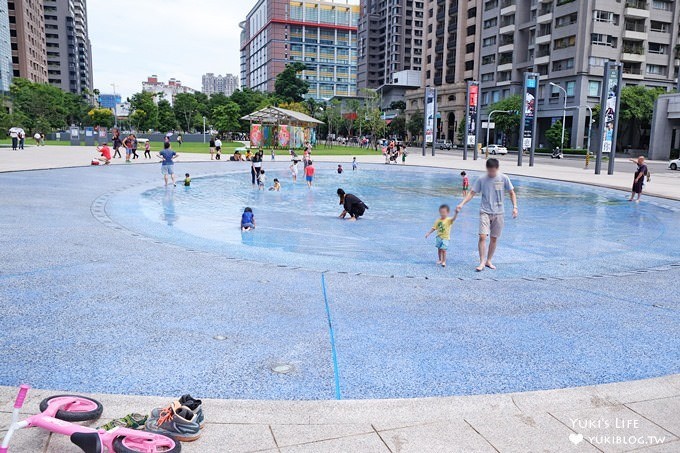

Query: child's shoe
left=145, top=401, right=201, bottom=442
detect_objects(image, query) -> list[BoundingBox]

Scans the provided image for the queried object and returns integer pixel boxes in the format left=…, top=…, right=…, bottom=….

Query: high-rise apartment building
left=477, top=0, right=680, bottom=148
left=0, top=1, right=12, bottom=92
left=8, top=0, right=48, bottom=83
left=356, top=0, right=427, bottom=90
left=405, top=0, right=482, bottom=142
left=43, top=0, right=93, bottom=95
left=202, top=73, right=240, bottom=96
left=240, top=0, right=360, bottom=100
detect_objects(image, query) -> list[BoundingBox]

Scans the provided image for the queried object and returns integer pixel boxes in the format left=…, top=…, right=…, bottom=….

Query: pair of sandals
left=98, top=413, right=147, bottom=431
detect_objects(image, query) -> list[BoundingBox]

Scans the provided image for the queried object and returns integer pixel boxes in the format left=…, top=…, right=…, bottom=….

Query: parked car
left=435, top=139, right=453, bottom=150
left=669, top=158, right=680, bottom=171
left=484, top=144, right=508, bottom=155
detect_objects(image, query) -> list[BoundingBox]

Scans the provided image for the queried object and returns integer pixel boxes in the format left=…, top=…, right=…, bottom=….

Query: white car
left=669, top=158, right=679, bottom=171
left=485, top=144, right=508, bottom=155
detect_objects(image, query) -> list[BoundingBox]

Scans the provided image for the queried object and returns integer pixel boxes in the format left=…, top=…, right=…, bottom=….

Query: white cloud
left=89, top=0, right=252, bottom=97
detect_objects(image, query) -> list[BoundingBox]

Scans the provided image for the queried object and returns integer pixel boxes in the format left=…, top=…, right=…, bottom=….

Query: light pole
left=485, top=110, right=514, bottom=158
left=550, top=82, right=567, bottom=149
left=203, top=116, right=206, bottom=143
left=110, top=83, right=118, bottom=129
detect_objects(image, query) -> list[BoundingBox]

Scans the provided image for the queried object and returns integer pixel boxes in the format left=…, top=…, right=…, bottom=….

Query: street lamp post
left=111, top=83, right=118, bottom=129
left=550, top=82, right=567, bottom=149
left=485, top=110, right=514, bottom=158
left=203, top=116, right=207, bottom=143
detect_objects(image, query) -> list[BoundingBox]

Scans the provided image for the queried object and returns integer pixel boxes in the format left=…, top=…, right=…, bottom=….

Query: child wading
left=241, top=207, right=255, bottom=231
left=184, top=173, right=191, bottom=187
left=425, top=204, right=459, bottom=268
left=461, top=171, right=470, bottom=196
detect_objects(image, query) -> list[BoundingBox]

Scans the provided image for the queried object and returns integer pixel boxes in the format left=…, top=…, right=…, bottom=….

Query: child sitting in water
left=337, top=164, right=344, bottom=174
left=241, top=207, right=255, bottom=231
left=269, top=178, right=281, bottom=191
left=425, top=204, right=459, bottom=268
left=184, top=173, right=191, bottom=187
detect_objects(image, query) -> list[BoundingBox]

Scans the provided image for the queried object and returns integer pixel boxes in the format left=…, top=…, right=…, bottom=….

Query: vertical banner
left=596, top=61, right=622, bottom=175
left=278, top=125, right=290, bottom=148
left=423, top=87, right=437, bottom=156
left=250, top=124, right=263, bottom=148
left=519, top=73, right=539, bottom=167
left=464, top=81, right=479, bottom=160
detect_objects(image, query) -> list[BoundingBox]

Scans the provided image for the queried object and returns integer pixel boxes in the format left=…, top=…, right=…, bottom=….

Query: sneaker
left=150, top=395, right=204, bottom=428
left=145, top=401, right=201, bottom=442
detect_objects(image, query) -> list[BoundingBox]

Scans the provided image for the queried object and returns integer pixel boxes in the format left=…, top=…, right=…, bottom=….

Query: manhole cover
left=271, top=364, right=294, bottom=374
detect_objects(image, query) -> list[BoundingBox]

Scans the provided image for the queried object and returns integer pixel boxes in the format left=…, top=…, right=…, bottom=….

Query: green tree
left=324, top=99, right=343, bottom=137
left=357, top=89, right=386, bottom=149
left=10, top=78, right=69, bottom=131
left=545, top=120, right=570, bottom=149
left=274, top=62, right=309, bottom=102
left=618, top=85, right=664, bottom=146
left=387, top=115, right=406, bottom=138
left=86, top=108, right=115, bottom=128
left=389, top=100, right=406, bottom=112
left=212, top=101, right=241, bottom=134
left=157, top=99, right=177, bottom=133
left=173, top=93, right=200, bottom=132
left=487, top=94, right=522, bottom=138
left=457, top=119, right=466, bottom=145
left=128, top=91, right=158, bottom=131
left=407, top=110, right=424, bottom=140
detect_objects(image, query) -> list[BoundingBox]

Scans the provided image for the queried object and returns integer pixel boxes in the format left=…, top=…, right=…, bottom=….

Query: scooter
left=1, top=385, right=180, bottom=453
left=551, top=147, right=564, bottom=159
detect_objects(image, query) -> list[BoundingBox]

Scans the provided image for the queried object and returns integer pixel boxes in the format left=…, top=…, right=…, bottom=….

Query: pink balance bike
left=1, top=385, right=180, bottom=453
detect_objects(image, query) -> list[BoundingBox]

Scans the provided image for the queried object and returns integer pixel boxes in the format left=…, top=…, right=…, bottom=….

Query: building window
left=553, top=35, right=576, bottom=50
left=646, top=64, right=666, bottom=75
left=565, top=81, right=575, bottom=97
left=652, top=1, right=672, bottom=11
left=588, top=81, right=601, bottom=97
left=481, top=54, right=495, bottom=65
left=482, top=36, right=496, bottom=47
left=650, top=21, right=669, bottom=33
left=593, top=10, right=619, bottom=25
left=482, top=72, right=494, bottom=82
left=483, top=18, right=497, bottom=29
left=591, top=34, right=617, bottom=48
left=552, top=58, right=574, bottom=71
left=648, top=43, right=667, bottom=55
left=555, top=12, right=578, bottom=27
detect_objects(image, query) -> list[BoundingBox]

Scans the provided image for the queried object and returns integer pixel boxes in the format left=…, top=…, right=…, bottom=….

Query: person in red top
left=305, top=160, right=315, bottom=188
left=97, top=143, right=112, bottom=165
left=461, top=171, right=470, bottom=196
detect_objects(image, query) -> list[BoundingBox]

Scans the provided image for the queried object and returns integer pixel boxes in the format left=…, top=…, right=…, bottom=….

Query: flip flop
left=485, top=264, right=496, bottom=270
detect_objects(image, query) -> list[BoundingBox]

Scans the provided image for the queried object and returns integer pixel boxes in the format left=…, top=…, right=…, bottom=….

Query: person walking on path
left=9, top=130, right=18, bottom=150
left=628, top=156, right=648, bottom=203
left=456, top=158, right=518, bottom=272
left=209, top=136, right=216, bottom=160
left=144, top=140, right=151, bottom=159
left=158, top=142, right=178, bottom=187
left=18, top=132, right=25, bottom=150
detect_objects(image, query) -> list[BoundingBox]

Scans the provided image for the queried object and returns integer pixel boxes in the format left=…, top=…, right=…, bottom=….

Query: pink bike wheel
left=39, top=395, right=103, bottom=422
left=113, top=433, right=180, bottom=453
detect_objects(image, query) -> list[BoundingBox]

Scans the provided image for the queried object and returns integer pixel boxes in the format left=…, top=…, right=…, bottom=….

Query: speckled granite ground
left=1, top=161, right=678, bottom=402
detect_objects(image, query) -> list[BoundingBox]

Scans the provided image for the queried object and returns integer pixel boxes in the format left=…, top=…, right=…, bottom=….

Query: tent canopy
left=241, top=107, right=324, bottom=126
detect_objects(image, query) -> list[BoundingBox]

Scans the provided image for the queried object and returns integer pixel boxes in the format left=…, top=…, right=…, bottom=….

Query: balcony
left=499, top=24, right=516, bottom=34
left=500, top=0, right=516, bottom=15
left=622, top=45, right=646, bottom=62
left=624, top=1, right=650, bottom=19
left=536, top=34, right=551, bottom=45
left=497, top=63, right=513, bottom=72
left=622, top=64, right=643, bottom=79
left=533, top=55, right=550, bottom=65
left=623, top=22, right=647, bottom=41
left=537, top=12, right=553, bottom=24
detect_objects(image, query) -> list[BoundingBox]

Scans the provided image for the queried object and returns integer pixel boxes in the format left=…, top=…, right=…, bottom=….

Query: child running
left=461, top=171, right=470, bottom=196
left=241, top=207, right=256, bottom=231
left=352, top=157, right=357, bottom=171
left=425, top=204, right=459, bottom=268
left=290, top=159, right=299, bottom=182
left=305, top=160, right=315, bottom=188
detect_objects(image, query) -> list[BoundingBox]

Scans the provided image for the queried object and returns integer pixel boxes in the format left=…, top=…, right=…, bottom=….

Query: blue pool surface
left=0, top=162, right=679, bottom=400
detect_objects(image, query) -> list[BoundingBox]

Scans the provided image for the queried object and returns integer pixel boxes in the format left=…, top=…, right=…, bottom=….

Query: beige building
left=405, top=0, right=482, bottom=142
left=9, top=0, right=48, bottom=83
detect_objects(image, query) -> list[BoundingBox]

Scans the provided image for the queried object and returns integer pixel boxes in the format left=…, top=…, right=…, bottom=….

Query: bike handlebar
left=14, top=385, right=30, bottom=409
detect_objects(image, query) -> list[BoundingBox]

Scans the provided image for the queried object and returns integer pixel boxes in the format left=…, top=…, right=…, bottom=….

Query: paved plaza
left=1, top=146, right=679, bottom=452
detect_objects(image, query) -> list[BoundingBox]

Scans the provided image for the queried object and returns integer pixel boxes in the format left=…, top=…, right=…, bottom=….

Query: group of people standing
left=110, top=131, right=152, bottom=162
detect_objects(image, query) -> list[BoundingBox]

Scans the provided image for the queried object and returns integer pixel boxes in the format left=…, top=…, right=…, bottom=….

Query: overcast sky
left=89, top=0, right=252, bottom=98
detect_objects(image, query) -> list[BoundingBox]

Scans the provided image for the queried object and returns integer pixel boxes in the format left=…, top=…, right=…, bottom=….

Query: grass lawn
left=0, top=138, right=382, bottom=156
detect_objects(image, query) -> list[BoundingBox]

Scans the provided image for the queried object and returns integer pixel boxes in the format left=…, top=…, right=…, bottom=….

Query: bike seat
left=70, top=432, right=102, bottom=453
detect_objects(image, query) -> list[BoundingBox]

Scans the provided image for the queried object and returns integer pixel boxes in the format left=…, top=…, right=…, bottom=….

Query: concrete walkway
left=2, top=375, right=679, bottom=452
left=2, top=145, right=679, bottom=200
left=1, top=146, right=678, bottom=452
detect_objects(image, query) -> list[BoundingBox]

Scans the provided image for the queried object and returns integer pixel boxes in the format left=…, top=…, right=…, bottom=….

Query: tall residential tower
left=8, top=0, right=48, bottom=83
left=356, top=0, right=426, bottom=90
left=43, top=0, right=93, bottom=95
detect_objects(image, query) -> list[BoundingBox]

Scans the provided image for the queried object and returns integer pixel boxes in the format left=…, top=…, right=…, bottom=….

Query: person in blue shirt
left=158, top=142, right=178, bottom=187
left=241, top=207, right=256, bottom=231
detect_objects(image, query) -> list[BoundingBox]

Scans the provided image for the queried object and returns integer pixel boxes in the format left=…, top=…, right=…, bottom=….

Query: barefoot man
left=456, top=158, right=518, bottom=272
